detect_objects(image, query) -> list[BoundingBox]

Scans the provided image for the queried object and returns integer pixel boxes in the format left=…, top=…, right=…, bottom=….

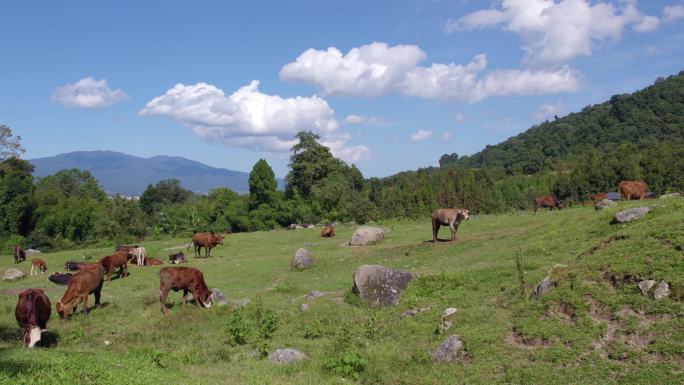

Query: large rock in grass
left=659, top=192, right=681, bottom=199
left=530, top=264, right=569, bottom=299
left=349, top=226, right=384, bottom=246
left=433, top=335, right=466, bottom=363
left=268, top=348, right=307, bottom=363
left=352, top=265, right=414, bottom=307
left=25, top=249, right=42, bottom=257
left=654, top=281, right=670, bottom=300
left=290, top=248, right=314, bottom=270
left=638, top=280, right=656, bottom=296
left=3, top=269, right=25, bottom=281
left=612, top=207, right=649, bottom=224
left=595, top=199, right=616, bottom=210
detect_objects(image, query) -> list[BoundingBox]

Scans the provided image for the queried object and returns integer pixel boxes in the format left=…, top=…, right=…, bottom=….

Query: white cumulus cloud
left=532, top=101, right=564, bottom=120
left=664, top=5, right=684, bottom=21
left=281, top=43, right=578, bottom=101
left=410, top=129, right=433, bottom=142
left=140, top=81, right=369, bottom=162
left=53, top=77, right=128, bottom=108
left=343, top=114, right=385, bottom=125
left=447, top=0, right=660, bottom=66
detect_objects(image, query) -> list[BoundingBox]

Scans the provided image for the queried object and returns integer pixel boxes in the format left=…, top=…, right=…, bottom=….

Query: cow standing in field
left=188, top=233, right=224, bottom=258
left=618, top=180, right=648, bottom=200
left=30, top=259, right=47, bottom=275
left=159, top=267, right=213, bottom=315
left=320, top=224, right=336, bottom=238
left=432, top=208, right=470, bottom=242
left=56, top=263, right=104, bottom=319
left=13, top=245, right=26, bottom=264
left=99, top=251, right=129, bottom=281
left=15, top=288, right=51, bottom=347
left=533, top=195, right=564, bottom=215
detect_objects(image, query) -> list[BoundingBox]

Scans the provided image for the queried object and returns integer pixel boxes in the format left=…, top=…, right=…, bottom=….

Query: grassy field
left=1, top=199, right=682, bottom=384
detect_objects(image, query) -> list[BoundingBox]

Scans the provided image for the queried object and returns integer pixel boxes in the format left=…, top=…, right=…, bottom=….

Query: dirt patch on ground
left=577, top=234, right=630, bottom=259
left=505, top=328, right=550, bottom=349
left=542, top=301, right=576, bottom=324
left=1, top=287, right=26, bottom=297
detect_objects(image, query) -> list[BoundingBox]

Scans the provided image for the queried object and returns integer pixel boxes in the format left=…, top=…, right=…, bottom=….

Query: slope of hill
left=29, top=151, right=282, bottom=196
left=440, top=71, right=684, bottom=175
left=0, top=199, right=681, bottom=384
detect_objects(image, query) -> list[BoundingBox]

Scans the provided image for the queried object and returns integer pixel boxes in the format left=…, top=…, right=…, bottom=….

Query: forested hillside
left=366, top=72, right=684, bottom=218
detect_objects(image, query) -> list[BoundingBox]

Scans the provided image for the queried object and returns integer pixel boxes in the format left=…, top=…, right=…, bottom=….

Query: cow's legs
left=206, top=247, right=211, bottom=258
left=160, top=287, right=171, bottom=315
left=450, top=223, right=456, bottom=242
left=94, top=281, right=103, bottom=306
left=433, top=221, right=440, bottom=242
left=82, top=294, right=89, bottom=316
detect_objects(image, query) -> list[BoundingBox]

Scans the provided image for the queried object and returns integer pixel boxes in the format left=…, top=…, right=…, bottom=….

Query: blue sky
left=2, top=0, right=683, bottom=178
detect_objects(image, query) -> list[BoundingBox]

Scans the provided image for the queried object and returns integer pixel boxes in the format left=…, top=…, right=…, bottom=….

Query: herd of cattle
left=9, top=180, right=651, bottom=347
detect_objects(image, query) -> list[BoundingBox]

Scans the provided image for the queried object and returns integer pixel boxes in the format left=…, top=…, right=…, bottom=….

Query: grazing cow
left=56, top=263, right=104, bottom=319
left=13, top=245, right=26, bottom=264
left=168, top=252, right=187, bottom=264
left=320, top=224, right=336, bottom=238
left=99, top=251, right=129, bottom=281
left=618, top=180, right=648, bottom=200
left=129, top=247, right=147, bottom=266
left=48, top=272, right=72, bottom=285
left=145, top=257, right=163, bottom=266
left=188, top=233, right=224, bottom=258
left=15, top=289, right=51, bottom=347
left=432, top=208, right=470, bottom=242
left=533, top=195, right=564, bottom=215
left=30, top=259, right=47, bottom=275
left=159, top=267, right=212, bottom=315
left=64, top=260, right=92, bottom=271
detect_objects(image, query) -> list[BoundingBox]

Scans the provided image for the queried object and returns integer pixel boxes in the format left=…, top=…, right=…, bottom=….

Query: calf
left=432, top=208, right=470, bottom=242
left=15, top=288, right=51, bottom=347
left=145, top=257, right=164, bottom=265
left=13, top=245, right=26, bottom=264
left=168, top=252, right=187, bottom=264
left=56, top=263, right=104, bottom=319
left=159, top=267, right=212, bottom=315
left=48, top=272, right=73, bottom=285
left=99, top=251, right=128, bottom=281
left=30, top=259, right=47, bottom=275
left=129, top=247, right=147, bottom=266
left=320, top=224, right=336, bottom=238
left=533, top=195, right=563, bottom=215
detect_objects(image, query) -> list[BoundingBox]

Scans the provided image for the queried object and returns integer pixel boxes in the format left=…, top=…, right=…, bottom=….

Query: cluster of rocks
left=637, top=280, right=671, bottom=300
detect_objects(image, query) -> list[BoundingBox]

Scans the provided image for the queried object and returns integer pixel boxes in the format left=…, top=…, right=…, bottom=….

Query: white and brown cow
left=15, top=288, right=51, bottom=347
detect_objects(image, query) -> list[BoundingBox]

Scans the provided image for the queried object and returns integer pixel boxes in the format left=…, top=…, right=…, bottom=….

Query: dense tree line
left=2, top=72, right=683, bottom=251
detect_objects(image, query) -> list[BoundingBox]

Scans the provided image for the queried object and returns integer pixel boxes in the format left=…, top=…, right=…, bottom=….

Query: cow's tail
left=186, top=242, right=193, bottom=251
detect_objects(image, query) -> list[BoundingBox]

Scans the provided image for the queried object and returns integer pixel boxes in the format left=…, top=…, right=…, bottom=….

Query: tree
left=0, top=124, right=24, bottom=160
left=285, top=131, right=343, bottom=199
left=139, top=179, right=193, bottom=215
left=0, top=157, right=35, bottom=236
left=249, top=159, right=277, bottom=208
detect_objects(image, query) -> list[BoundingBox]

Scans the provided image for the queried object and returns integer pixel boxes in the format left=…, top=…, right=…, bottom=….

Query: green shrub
left=227, top=307, right=249, bottom=346
left=323, top=349, right=367, bottom=380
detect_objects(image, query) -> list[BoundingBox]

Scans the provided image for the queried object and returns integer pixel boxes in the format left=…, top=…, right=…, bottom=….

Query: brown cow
left=99, top=251, right=129, bottom=281
left=586, top=192, right=608, bottom=201
left=320, top=224, right=336, bottom=238
left=13, top=245, right=26, bottom=264
left=145, top=257, right=164, bottom=266
left=30, top=258, right=47, bottom=275
left=49, top=272, right=73, bottom=285
left=533, top=195, right=563, bottom=215
left=159, top=267, right=213, bottom=315
left=15, top=288, right=51, bottom=347
left=432, top=208, right=470, bottom=242
left=188, top=233, right=224, bottom=258
left=618, top=180, right=647, bottom=200
left=56, top=263, right=104, bottom=319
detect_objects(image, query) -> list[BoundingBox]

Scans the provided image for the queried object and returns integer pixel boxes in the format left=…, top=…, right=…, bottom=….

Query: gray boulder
left=25, top=248, right=42, bottom=257
left=3, top=268, right=25, bottom=281
left=268, top=348, right=307, bottom=363
left=654, top=281, right=670, bottom=300
left=659, top=192, right=681, bottom=199
left=290, top=248, right=314, bottom=270
left=349, top=226, right=384, bottom=246
left=595, top=199, right=617, bottom=210
left=433, top=335, right=465, bottom=363
left=211, top=288, right=229, bottom=306
left=612, top=207, right=650, bottom=224
left=352, top=265, right=414, bottom=307
left=638, top=280, right=656, bottom=296
left=530, top=264, right=569, bottom=299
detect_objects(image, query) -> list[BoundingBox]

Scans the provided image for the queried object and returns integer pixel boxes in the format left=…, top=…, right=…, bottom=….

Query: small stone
left=3, top=268, right=25, bottom=281
left=305, top=291, right=326, bottom=300
left=443, top=308, right=458, bottom=317
left=433, top=335, right=465, bottom=363
left=268, top=348, right=307, bottom=363
left=530, top=264, right=569, bottom=299
left=659, top=192, right=681, bottom=199
left=595, top=199, right=617, bottom=210
left=232, top=299, right=251, bottom=308
left=638, top=280, right=656, bottom=296
left=211, top=288, right=230, bottom=306
left=291, top=248, right=314, bottom=270
left=299, top=303, right=309, bottom=312
left=440, top=320, right=453, bottom=333
left=653, top=281, right=670, bottom=300
left=612, top=207, right=650, bottom=224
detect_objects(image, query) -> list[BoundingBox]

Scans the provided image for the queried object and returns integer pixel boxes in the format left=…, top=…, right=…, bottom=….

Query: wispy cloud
left=410, top=129, right=433, bottom=142
left=53, top=77, right=128, bottom=108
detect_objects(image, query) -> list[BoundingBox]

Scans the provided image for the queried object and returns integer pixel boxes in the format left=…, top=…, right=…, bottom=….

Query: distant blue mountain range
left=29, top=151, right=283, bottom=196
